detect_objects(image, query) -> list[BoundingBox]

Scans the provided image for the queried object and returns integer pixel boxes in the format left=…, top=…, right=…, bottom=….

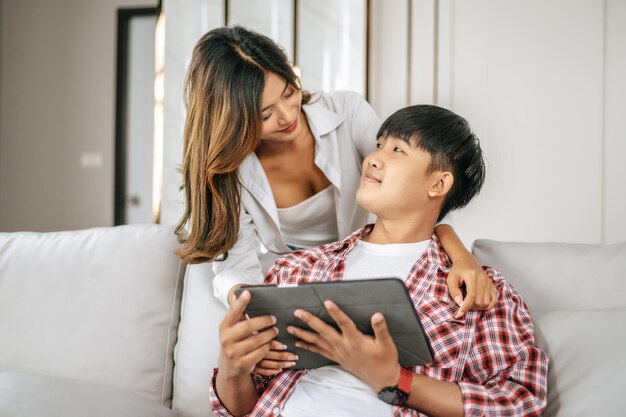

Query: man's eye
left=375, top=143, right=382, bottom=148
left=394, top=147, right=403, bottom=152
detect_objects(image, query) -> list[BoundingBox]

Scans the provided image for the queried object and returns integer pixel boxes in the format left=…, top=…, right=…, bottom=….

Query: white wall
left=160, top=0, right=224, bottom=226
left=370, top=0, right=626, bottom=246
left=0, top=0, right=3, bottom=220
left=445, top=0, right=605, bottom=246
left=0, top=0, right=155, bottom=232
left=369, top=0, right=411, bottom=120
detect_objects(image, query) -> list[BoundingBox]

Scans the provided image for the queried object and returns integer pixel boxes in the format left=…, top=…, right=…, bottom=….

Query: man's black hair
left=377, top=105, right=486, bottom=220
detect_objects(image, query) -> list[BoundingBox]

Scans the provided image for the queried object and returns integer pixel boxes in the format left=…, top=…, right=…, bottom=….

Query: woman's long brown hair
left=175, top=26, right=310, bottom=264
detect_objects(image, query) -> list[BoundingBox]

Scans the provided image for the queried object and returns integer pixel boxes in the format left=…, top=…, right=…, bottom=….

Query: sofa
left=0, top=224, right=624, bottom=417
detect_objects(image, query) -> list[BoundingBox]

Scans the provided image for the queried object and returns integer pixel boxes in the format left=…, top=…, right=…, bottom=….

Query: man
left=210, top=105, right=548, bottom=417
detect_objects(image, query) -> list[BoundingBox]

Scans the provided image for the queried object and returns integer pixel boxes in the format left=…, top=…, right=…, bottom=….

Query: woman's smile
left=278, top=117, right=298, bottom=133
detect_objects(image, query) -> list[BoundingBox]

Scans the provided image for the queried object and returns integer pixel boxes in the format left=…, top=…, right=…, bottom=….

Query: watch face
left=377, top=387, right=408, bottom=406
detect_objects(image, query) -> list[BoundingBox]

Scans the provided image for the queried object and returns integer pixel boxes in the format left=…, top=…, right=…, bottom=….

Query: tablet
left=235, top=278, right=433, bottom=369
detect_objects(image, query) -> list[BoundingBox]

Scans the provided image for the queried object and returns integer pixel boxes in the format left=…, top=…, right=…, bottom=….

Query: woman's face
left=259, top=72, right=303, bottom=143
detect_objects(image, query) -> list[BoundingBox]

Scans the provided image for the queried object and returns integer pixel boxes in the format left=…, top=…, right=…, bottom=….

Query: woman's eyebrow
left=262, top=81, right=290, bottom=112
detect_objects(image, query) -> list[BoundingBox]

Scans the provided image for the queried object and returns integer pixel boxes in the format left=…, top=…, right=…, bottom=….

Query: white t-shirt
left=213, top=91, right=380, bottom=307
left=277, top=185, right=338, bottom=249
left=342, top=239, right=430, bottom=281
left=280, top=238, right=430, bottom=417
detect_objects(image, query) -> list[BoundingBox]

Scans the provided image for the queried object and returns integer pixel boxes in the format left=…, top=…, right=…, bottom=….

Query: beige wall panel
left=604, top=0, right=626, bottom=244
left=409, top=0, right=436, bottom=105
left=438, top=0, right=605, bottom=246
left=160, top=0, right=224, bottom=226
left=369, top=0, right=409, bottom=119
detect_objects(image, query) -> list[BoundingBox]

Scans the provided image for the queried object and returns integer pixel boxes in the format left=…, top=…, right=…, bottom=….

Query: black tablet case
left=236, top=278, right=433, bottom=369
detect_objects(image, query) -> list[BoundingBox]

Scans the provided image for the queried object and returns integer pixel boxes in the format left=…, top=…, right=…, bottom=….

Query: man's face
left=356, top=136, right=441, bottom=218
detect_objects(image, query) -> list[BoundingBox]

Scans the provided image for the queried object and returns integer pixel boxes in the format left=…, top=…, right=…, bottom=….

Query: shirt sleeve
left=457, top=270, right=549, bottom=417
left=209, top=368, right=270, bottom=417
left=264, top=261, right=281, bottom=286
left=212, top=205, right=265, bottom=307
left=263, top=251, right=303, bottom=285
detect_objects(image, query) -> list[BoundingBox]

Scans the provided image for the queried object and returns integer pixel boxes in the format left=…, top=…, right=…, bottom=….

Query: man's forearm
left=405, top=373, right=464, bottom=417
left=215, top=371, right=259, bottom=417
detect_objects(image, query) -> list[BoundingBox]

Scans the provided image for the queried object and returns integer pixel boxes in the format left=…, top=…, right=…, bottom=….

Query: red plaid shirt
left=210, top=225, right=548, bottom=417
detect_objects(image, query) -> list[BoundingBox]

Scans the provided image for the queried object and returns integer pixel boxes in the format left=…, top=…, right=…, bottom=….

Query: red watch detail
left=397, top=366, right=412, bottom=395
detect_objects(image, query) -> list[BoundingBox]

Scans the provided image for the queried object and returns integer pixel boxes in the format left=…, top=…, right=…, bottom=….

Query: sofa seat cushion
left=534, top=307, right=626, bottom=417
left=0, top=372, right=175, bottom=417
left=473, top=239, right=626, bottom=417
left=0, top=225, right=184, bottom=406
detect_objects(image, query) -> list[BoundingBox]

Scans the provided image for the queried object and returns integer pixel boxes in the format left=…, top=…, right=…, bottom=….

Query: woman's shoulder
left=309, top=90, right=368, bottom=112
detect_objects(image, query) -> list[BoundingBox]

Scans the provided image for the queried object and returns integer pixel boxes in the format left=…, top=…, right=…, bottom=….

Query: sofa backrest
left=0, top=225, right=184, bottom=406
left=473, top=239, right=626, bottom=417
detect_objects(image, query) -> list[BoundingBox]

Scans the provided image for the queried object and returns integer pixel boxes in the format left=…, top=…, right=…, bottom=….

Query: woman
left=175, top=26, right=496, bottom=374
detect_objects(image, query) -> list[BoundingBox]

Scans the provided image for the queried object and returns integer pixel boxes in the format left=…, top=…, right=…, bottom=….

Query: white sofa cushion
left=473, top=240, right=626, bottom=417
left=0, top=372, right=176, bottom=417
left=173, top=253, right=281, bottom=417
left=172, top=263, right=225, bottom=417
left=0, top=225, right=184, bottom=406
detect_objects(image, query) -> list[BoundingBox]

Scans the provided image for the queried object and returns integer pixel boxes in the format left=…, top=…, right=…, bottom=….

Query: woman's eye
left=262, top=113, right=272, bottom=121
left=285, top=88, right=296, bottom=98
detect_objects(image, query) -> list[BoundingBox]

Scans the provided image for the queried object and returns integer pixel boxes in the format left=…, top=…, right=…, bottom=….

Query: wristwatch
left=377, top=366, right=413, bottom=406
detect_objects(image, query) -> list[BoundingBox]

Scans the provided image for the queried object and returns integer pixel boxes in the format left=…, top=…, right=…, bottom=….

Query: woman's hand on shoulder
left=447, top=255, right=498, bottom=318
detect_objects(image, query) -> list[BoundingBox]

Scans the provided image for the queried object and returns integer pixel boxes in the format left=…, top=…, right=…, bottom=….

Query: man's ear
left=428, top=171, right=453, bottom=197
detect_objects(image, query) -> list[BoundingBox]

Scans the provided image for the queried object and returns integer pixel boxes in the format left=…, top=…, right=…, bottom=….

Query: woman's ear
left=428, top=171, right=454, bottom=198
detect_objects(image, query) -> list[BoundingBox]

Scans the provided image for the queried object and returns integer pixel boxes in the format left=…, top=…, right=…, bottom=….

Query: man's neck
left=364, top=216, right=437, bottom=245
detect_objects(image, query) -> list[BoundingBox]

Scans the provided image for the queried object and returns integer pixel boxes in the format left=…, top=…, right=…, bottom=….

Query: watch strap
left=397, top=366, right=412, bottom=395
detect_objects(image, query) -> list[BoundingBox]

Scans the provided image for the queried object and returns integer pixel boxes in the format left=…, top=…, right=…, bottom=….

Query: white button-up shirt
left=212, top=91, right=380, bottom=306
